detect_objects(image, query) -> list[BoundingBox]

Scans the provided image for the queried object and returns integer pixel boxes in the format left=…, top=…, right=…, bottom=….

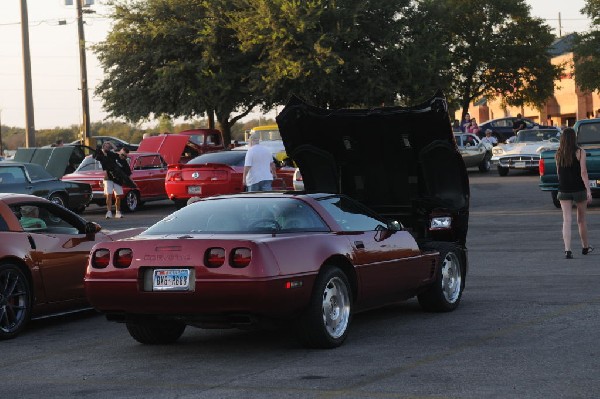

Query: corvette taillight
left=167, top=171, right=183, bottom=182
left=539, top=158, right=545, bottom=176
left=205, top=247, right=225, bottom=268
left=92, top=249, right=110, bottom=269
left=114, top=248, right=133, bottom=268
left=231, top=248, right=251, bottom=268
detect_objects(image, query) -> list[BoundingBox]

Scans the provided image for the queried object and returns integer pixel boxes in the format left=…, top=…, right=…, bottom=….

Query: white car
left=491, top=129, right=560, bottom=176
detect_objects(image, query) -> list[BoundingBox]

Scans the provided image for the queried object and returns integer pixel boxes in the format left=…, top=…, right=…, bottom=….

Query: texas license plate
left=152, top=269, right=190, bottom=291
left=514, top=161, right=526, bottom=168
left=188, top=186, right=201, bottom=194
left=590, top=180, right=598, bottom=188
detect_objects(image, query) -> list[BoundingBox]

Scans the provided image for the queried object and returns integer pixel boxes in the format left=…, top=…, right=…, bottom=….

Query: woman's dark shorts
left=557, top=190, right=587, bottom=203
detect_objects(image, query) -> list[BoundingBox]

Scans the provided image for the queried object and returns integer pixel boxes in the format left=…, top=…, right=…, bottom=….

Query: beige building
left=457, top=34, right=600, bottom=128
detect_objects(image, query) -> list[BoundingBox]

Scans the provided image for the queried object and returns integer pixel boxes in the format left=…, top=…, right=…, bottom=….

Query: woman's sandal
left=565, top=250, right=573, bottom=259
left=582, top=246, right=594, bottom=255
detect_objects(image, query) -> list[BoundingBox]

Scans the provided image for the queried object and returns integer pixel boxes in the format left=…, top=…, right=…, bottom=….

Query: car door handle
left=354, top=241, right=365, bottom=249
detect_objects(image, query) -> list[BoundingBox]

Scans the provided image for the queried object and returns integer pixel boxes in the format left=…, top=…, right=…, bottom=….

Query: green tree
left=95, top=0, right=262, bottom=144
left=229, top=0, right=410, bottom=108
left=421, top=0, right=561, bottom=120
left=573, top=0, right=600, bottom=93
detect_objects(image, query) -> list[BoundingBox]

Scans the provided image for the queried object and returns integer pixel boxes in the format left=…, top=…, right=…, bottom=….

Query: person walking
left=243, top=133, right=277, bottom=192
left=556, top=128, right=593, bottom=259
left=94, top=141, right=125, bottom=218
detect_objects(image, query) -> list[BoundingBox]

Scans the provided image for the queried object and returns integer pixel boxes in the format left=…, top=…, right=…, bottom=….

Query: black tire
left=497, top=165, right=509, bottom=176
left=126, top=320, right=186, bottom=344
left=173, top=199, right=187, bottom=210
left=296, top=266, right=352, bottom=349
left=122, top=190, right=140, bottom=213
left=48, top=193, right=67, bottom=208
left=0, top=264, right=32, bottom=340
left=551, top=191, right=561, bottom=208
left=478, top=154, right=491, bottom=172
left=418, top=242, right=465, bottom=312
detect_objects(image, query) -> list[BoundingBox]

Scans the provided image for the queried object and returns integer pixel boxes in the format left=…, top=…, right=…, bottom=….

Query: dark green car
left=0, top=162, right=92, bottom=213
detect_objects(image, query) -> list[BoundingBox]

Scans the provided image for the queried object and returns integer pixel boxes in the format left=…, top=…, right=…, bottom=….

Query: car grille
left=498, top=155, right=540, bottom=168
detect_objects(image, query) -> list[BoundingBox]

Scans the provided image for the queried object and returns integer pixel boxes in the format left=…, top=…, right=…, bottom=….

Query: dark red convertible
left=0, top=194, right=144, bottom=339
left=85, top=92, right=470, bottom=348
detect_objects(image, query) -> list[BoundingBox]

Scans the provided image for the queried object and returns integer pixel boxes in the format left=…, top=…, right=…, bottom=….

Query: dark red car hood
left=276, top=92, right=469, bottom=242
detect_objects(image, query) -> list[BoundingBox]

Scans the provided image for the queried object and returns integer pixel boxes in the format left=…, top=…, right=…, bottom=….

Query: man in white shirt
left=243, top=133, right=277, bottom=191
left=481, top=129, right=498, bottom=146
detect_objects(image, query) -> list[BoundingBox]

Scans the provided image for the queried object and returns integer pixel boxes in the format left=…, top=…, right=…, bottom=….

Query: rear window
left=578, top=123, right=600, bottom=144
left=188, top=151, right=247, bottom=167
left=142, top=197, right=329, bottom=234
left=23, top=164, right=54, bottom=181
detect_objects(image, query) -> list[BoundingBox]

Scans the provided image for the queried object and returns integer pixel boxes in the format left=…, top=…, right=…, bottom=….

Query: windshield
left=142, top=197, right=329, bottom=235
left=515, top=130, right=559, bottom=143
left=75, top=156, right=102, bottom=172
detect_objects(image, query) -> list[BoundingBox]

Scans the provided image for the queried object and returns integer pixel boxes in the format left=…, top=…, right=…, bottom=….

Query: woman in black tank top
left=555, top=128, right=593, bottom=258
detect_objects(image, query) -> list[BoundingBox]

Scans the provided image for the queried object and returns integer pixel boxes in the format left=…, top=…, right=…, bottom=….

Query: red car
left=85, top=93, right=469, bottom=348
left=0, top=194, right=144, bottom=339
left=165, top=150, right=295, bottom=208
left=138, top=131, right=224, bottom=165
left=61, top=152, right=169, bottom=212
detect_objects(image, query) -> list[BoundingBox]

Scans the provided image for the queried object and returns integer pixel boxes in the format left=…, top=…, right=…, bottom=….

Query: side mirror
left=85, top=221, right=101, bottom=239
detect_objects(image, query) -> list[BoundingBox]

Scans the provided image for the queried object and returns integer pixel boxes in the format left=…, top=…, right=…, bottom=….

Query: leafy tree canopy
left=574, top=0, right=600, bottom=93
left=95, top=0, right=263, bottom=143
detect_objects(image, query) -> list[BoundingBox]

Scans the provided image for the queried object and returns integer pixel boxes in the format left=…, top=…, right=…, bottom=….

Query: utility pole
left=76, top=0, right=92, bottom=145
left=559, top=12, right=562, bottom=38
left=20, top=0, right=36, bottom=147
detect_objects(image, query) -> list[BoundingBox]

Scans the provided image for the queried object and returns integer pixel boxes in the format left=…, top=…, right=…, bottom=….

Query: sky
left=0, top=0, right=593, bottom=129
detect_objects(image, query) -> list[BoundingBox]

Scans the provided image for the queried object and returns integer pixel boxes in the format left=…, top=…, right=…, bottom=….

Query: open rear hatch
left=276, top=92, right=469, bottom=244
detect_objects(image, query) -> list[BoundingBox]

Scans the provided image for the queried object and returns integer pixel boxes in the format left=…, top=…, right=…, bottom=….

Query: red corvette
left=85, top=93, right=470, bottom=348
left=165, top=150, right=295, bottom=208
left=0, top=194, right=144, bottom=339
left=62, top=152, right=169, bottom=212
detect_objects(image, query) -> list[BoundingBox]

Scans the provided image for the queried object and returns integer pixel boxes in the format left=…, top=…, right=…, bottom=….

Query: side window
left=0, top=214, right=8, bottom=232
left=12, top=203, right=82, bottom=234
left=207, top=133, right=221, bottom=145
left=318, top=196, right=386, bottom=231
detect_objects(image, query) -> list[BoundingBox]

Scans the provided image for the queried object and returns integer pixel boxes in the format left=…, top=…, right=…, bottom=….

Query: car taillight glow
left=539, top=158, right=545, bottom=176
left=114, top=248, right=133, bottom=268
left=167, top=171, right=183, bottom=181
left=231, top=248, right=251, bottom=268
left=92, top=249, right=110, bottom=268
left=205, top=247, right=225, bottom=268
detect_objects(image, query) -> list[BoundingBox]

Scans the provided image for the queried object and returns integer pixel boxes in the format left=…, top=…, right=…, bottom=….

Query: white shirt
left=481, top=136, right=497, bottom=145
left=244, top=143, right=274, bottom=185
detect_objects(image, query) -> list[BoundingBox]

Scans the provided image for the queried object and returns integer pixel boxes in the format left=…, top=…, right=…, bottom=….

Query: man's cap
left=485, top=129, right=492, bottom=134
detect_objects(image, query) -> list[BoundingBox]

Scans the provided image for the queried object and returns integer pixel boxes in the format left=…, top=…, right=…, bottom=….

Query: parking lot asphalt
left=1, top=168, right=600, bottom=399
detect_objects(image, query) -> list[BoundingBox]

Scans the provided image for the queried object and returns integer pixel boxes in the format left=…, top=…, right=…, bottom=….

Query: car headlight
left=492, top=147, right=504, bottom=155
left=430, top=216, right=452, bottom=230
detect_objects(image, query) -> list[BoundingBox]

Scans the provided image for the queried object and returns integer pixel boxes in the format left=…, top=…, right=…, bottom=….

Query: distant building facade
left=456, top=34, right=600, bottom=128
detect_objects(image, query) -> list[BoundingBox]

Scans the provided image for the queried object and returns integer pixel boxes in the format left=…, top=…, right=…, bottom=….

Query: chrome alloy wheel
left=0, top=268, right=29, bottom=334
left=441, top=252, right=462, bottom=304
left=321, top=276, right=350, bottom=339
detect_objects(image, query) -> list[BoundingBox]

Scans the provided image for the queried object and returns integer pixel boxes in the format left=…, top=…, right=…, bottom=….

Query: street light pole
left=76, top=0, right=91, bottom=145
left=20, top=0, right=36, bottom=147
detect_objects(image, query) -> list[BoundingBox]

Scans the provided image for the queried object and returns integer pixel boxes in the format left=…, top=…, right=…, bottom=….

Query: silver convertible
left=454, top=133, right=493, bottom=172
left=491, top=129, right=560, bottom=176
